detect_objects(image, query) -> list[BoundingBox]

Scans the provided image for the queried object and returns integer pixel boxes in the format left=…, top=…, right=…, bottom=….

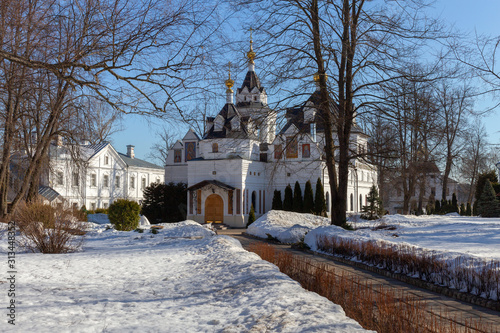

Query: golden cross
left=227, top=61, right=232, bottom=78
left=248, top=27, right=254, bottom=41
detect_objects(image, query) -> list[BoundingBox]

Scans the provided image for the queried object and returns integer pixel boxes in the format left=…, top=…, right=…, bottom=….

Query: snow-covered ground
left=0, top=220, right=370, bottom=332
left=250, top=211, right=500, bottom=261
left=247, top=210, right=331, bottom=243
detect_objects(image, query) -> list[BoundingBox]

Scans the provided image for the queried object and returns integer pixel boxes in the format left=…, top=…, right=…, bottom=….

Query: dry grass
left=248, top=243, right=498, bottom=333
left=11, top=201, right=86, bottom=253
left=316, top=235, right=500, bottom=301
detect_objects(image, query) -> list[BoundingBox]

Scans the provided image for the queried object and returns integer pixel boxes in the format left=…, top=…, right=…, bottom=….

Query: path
left=218, top=229, right=500, bottom=332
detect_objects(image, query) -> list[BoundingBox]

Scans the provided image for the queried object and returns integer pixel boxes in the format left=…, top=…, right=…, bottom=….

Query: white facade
left=47, top=142, right=164, bottom=210
left=164, top=47, right=377, bottom=227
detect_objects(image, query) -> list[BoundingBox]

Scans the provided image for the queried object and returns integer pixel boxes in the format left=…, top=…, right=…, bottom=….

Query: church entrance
left=205, top=194, right=224, bottom=223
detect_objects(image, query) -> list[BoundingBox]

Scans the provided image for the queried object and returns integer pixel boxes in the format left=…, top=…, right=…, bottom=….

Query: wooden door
left=205, top=194, right=224, bottom=223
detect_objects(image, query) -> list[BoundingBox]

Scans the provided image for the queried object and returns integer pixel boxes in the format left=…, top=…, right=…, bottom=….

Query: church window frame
left=174, top=149, right=182, bottom=163
left=286, top=136, right=298, bottom=158
left=212, top=143, right=219, bottom=153
left=274, top=144, right=283, bottom=159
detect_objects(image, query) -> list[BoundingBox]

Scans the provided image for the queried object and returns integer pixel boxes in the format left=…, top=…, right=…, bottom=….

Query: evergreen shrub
left=108, top=199, right=141, bottom=231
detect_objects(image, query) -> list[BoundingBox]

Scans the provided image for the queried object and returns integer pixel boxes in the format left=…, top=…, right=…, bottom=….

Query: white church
left=165, top=40, right=377, bottom=227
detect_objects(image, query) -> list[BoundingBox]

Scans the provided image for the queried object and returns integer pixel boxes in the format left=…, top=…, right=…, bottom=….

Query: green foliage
left=476, top=180, right=500, bottom=217
left=459, top=203, right=466, bottom=216
left=303, top=180, right=315, bottom=214
left=473, top=200, right=478, bottom=216
left=293, top=181, right=303, bottom=212
left=426, top=195, right=435, bottom=215
left=466, top=202, right=472, bottom=216
left=475, top=170, right=499, bottom=201
left=247, top=204, right=256, bottom=227
left=434, top=199, right=441, bottom=214
left=108, top=199, right=141, bottom=231
left=283, top=184, right=293, bottom=211
left=314, top=178, right=326, bottom=216
left=272, top=189, right=283, bottom=210
left=361, top=185, right=384, bottom=220
left=451, top=193, right=459, bottom=213
left=141, top=182, right=187, bottom=223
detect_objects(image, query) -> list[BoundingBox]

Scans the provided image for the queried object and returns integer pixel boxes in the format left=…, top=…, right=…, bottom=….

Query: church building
left=165, top=39, right=377, bottom=227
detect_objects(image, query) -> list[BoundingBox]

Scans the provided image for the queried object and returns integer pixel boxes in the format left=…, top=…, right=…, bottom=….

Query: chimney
left=127, top=145, right=135, bottom=159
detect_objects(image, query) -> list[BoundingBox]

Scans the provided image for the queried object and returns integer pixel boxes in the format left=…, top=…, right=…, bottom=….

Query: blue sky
left=111, top=0, right=500, bottom=161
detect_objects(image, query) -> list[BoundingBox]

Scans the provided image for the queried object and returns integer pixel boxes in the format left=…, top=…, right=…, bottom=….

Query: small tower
left=225, top=63, right=234, bottom=104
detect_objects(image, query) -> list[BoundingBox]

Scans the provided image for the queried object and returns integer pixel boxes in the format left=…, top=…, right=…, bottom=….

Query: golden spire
left=225, top=62, right=234, bottom=90
left=314, top=73, right=328, bottom=82
left=247, top=27, right=256, bottom=64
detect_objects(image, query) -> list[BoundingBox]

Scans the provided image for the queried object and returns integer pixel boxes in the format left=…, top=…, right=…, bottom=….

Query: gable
left=183, top=129, right=200, bottom=141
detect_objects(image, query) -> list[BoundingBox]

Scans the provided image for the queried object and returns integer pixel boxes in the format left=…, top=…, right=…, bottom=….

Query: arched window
left=360, top=194, right=363, bottom=211
left=212, top=143, right=218, bottom=153
left=326, top=192, right=330, bottom=212
left=251, top=191, right=257, bottom=212
left=350, top=194, right=353, bottom=211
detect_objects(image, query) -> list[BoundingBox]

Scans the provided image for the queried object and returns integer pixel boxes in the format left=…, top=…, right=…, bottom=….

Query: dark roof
left=203, top=103, right=257, bottom=140
left=237, top=70, right=264, bottom=94
left=38, top=186, right=60, bottom=202
left=279, top=90, right=366, bottom=136
left=409, top=161, right=440, bottom=174
left=118, top=153, right=164, bottom=170
left=187, top=180, right=236, bottom=191
left=83, top=142, right=109, bottom=158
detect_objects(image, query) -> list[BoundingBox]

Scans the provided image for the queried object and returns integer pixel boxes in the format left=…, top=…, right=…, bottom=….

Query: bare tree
left=0, top=0, right=223, bottom=216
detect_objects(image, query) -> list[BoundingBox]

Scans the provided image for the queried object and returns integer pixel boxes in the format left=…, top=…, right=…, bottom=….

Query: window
left=103, top=202, right=108, bottom=209
left=141, top=178, right=146, bottom=190
left=350, top=194, right=353, bottom=211
left=56, top=171, right=64, bottom=185
left=104, top=155, right=109, bottom=165
left=72, top=172, right=79, bottom=187
left=90, top=202, right=96, bottom=211
left=326, top=192, right=330, bottom=212
left=72, top=203, right=78, bottom=211
left=360, top=194, right=363, bottom=211
left=115, top=176, right=120, bottom=188
left=90, top=174, right=97, bottom=187
left=185, top=142, right=196, bottom=161
left=156, top=178, right=161, bottom=183
left=103, top=175, right=109, bottom=188
left=130, top=176, right=135, bottom=189
left=212, top=143, right=218, bottom=153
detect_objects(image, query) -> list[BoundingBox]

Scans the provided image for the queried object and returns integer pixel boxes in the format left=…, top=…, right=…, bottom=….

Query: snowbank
left=86, top=213, right=110, bottom=224
left=157, top=220, right=215, bottom=238
left=247, top=210, right=330, bottom=243
left=0, top=221, right=370, bottom=332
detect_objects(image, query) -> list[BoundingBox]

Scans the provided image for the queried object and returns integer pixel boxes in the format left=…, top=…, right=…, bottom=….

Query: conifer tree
left=247, top=204, right=256, bottom=227
left=451, top=193, right=459, bottom=213
left=283, top=185, right=293, bottom=211
left=476, top=180, right=500, bottom=217
left=466, top=202, right=472, bottom=216
left=303, top=180, right=315, bottom=213
left=426, top=195, right=435, bottom=215
left=361, top=185, right=383, bottom=220
left=460, top=203, right=466, bottom=216
left=272, top=190, right=283, bottom=210
left=435, top=199, right=441, bottom=214
left=314, top=178, right=326, bottom=216
left=293, top=181, right=303, bottom=212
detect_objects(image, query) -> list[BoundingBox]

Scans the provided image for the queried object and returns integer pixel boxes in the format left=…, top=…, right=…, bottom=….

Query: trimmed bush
left=314, top=178, right=326, bottom=216
left=293, top=181, right=303, bottom=212
left=283, top=184, right=293, bottom=211
left=272, top=190, right=283, bottom=210
left=108, top=199, right=141, bottom=231
left=247, top=204, right=256, bottom=227
left=303, top=180, right=315, bottom=214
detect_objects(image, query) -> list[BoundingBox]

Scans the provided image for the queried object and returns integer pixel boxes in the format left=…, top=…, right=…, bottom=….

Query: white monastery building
left=45, top=142, right=164, bottom=210
left=165, top=40, right=377, bottom=227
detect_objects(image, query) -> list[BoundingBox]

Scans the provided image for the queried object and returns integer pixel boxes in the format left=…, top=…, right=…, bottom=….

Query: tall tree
left=303, top=180, right=314, bottom=213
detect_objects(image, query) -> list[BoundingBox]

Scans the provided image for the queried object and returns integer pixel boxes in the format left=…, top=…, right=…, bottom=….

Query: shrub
left=314, top=178, right=326, bottom=216
left=459, top=203, right=466, bottom=216
left=247, top=204, right=256, bottom=227
left=108, top=199, right=141, bottom=231
left=293, top=181, right=303, bottom=212
left=303, top=180, right=314, bottom=214
left=476, top=180, right=500, bottom=217
left=272, top=190, right=283, bottom=210
left=142, top=182, right=187, bottom=223
left=466, top=202, right=472, bottom=216
left=283, top=185, right=293, bottom=211
left=13, top=201, right=86, bottom=253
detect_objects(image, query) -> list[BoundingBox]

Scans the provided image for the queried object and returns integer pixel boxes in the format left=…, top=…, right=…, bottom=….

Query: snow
left=247, top=210, right=331, bottom=243
left=86, top=213, right=110, bottom=224
left=0, top=221, right=370, bottom=332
